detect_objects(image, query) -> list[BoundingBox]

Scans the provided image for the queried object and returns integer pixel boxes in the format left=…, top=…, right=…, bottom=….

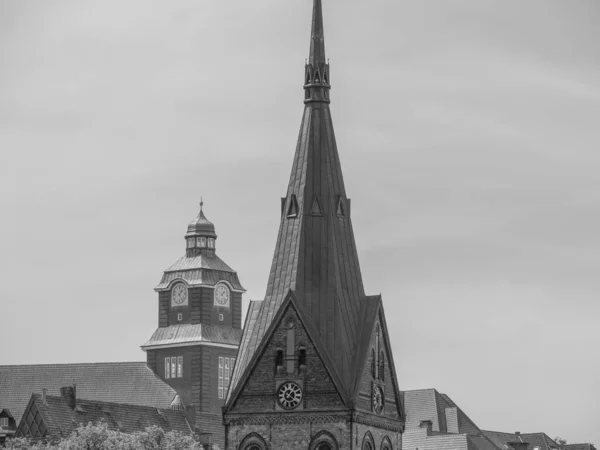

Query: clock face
left=372, top=385, right=384, bottom=414
left=214, top=284, right=230, bottom=306
left=171, top=283, right=188, bottom=306
left=277, top=382, right=302, bottom=410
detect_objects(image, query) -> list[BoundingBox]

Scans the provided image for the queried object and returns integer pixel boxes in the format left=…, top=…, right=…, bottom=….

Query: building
left=0, top=361, right=179, bottom=435
left=222, top=1, right=405, bottom=449
left=483, top=430, right=562, bottom=450
left=14, top=386, right=191, bottom=442
left=141, top=201, right=245, bottom=448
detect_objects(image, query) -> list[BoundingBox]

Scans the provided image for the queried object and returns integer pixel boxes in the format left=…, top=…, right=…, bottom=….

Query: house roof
left=0, top=362, right=177, bottom=424
left=18, top=393, right=191, bottom=439
left=482, top=430, right=561, bottom=450
left=562, top=445, right=597, bottom=450
left=141, top=324, right=243, bottom=349
left=155, top=253, right=244, bottom=291
left=229, top=0, right=371, bottom=402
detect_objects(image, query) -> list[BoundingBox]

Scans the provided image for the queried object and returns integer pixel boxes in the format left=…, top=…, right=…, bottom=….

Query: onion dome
left=184, top=200, right=217, bottom=256
left=185, top=200, right=217, bottom=239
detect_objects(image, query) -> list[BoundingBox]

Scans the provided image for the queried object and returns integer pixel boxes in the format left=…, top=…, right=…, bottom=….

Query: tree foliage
left=5, top=422, right=218, bottom=450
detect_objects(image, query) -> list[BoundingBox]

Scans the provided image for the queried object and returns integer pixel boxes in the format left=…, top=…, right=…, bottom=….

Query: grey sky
left=1, top=0, right=599, bottom=444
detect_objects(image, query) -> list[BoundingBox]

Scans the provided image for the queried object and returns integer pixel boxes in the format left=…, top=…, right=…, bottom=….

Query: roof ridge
left=0, top=361, right=146, bottom=368
left=39, top=394, right=184, bottom=413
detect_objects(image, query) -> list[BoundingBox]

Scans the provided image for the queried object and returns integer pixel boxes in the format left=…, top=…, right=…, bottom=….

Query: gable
left=228, top=300, right=346, bottom=414
left=355, top=308, right=403, bottom=421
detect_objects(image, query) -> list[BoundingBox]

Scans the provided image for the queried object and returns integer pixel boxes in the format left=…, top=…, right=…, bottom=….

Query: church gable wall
left=353, top=423, right=401, bottom=450
left=356, top=319, right=401, bottom=421
left=229, top=304, right=345, bottom=414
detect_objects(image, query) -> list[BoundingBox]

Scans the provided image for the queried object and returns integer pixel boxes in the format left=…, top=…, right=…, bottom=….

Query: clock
left=277, top=382, right=302, bottom=410
left=214, top=284, right=230, bottom=307
left=372, top=385, right=384, bottom=414
left=171, top=283, right=188, bottom=306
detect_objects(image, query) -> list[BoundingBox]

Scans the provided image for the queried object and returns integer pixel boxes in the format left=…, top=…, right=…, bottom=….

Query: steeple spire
left=304, top=0, right=330, bottom=103
left=309, top=0, right=326, bottom=65
left=230, top=0, right=367, bottom=396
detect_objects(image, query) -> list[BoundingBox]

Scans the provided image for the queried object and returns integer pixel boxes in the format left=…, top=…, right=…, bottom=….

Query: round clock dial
left=214, top=284, right=230, bottom=306
left=171, top=283, right=188, bottom=305
left=372, top=385, right=384, bottom=414
left=277, top=382, right=302, bottom=410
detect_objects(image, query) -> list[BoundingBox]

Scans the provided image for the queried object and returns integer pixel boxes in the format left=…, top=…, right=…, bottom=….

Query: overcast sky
left=1, top=0, right=599, bottom=444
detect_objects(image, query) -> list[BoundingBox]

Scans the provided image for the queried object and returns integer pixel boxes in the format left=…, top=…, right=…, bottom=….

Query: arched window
left=371, top=348, right=376, bottom=378
left=381, top=436, right=393, bottom=450
left=286, top=320, right=295, bottom=373
left=275, top=350, right=283, bottom=373
left=298, top=348, right=307, bottom=367
left=362, top=431, right=375, bottom=450
left=379, top=350, right=385, bottom=382
left=309, top=430, right=339, bottom=450
left=239, top=432, right=268, bottom=450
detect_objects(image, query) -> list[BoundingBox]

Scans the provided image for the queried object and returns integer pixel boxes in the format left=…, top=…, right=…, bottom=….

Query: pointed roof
left=229, top=0, right=367, bottom=399
left=186, top=200, right=216, bottom=238
left=309, top=0, right=326, bottom=65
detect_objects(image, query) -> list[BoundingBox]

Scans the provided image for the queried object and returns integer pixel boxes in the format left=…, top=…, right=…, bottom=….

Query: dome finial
left=200, top=197, right=204, bottom=211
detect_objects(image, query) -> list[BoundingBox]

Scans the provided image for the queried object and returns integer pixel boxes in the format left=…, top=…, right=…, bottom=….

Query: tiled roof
left=562, top=445, right=597, bottom=450
left=0, top=362, right=177, bottom=424
left=141, top=324, right=243, bottom=349
left=19, top=394, right=191, bottom=439
left=155, top=254, right=245, bottom=291
left=482, top=430, right=561, bottom=450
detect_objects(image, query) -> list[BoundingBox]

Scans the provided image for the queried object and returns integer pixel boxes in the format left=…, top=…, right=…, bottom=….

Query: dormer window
left=208, top=238, right=215, bottom=248
left=0, top=417, right=8, bottom=427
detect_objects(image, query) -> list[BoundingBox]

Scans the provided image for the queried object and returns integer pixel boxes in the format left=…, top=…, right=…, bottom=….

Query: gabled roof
left=17, top=393, right=191, bottom=439
left=225, top=291, right=349, bottom=410
left=0, top=362, right=177, bottom=424
left=482, top=430, right=561, bottom=450
left=229, top=0, right=370, bottom=403
left=141, top=324, right=242, bottom=350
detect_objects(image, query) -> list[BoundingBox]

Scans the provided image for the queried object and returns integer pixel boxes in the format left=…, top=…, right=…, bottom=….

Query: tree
left=4, top=422, right=210, bottom=450
left=555, top=437, right=568, bottom=446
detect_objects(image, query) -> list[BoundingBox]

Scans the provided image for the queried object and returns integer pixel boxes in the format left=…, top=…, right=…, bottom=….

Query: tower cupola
left=185, top=200, right=217, bottom=256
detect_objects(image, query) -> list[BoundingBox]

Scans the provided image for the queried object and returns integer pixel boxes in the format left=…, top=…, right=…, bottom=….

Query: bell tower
left=142, top=201, right=244, bottom=449
left=223, top=1, right=405, bottom=449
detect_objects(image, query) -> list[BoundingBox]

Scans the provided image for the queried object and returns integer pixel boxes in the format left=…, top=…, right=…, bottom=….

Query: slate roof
left=482, top=430, right=561, bottom=450
left=0, top=362, right=177, bottom=424
left=141, top=324, right=243, bottom=349
left=18, top=393, right=191, bottom=439
left=155, top=254, right=244, bottom=291
left=229, top=0, right=372, bottom=402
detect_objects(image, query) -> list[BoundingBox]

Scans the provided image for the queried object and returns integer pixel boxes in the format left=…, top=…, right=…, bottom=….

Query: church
left=0, top=1, right=594, bottom=450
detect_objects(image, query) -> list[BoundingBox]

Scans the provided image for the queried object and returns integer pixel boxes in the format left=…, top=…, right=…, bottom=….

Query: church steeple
left=304, top=0, right=330, bottom=103
left=230, top=0, right=367, bottom=396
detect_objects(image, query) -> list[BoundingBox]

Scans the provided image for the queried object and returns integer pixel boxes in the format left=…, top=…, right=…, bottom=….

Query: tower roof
left=186, top=200, right=216, bottom=238
left=230, top=0, right=367, bottom=397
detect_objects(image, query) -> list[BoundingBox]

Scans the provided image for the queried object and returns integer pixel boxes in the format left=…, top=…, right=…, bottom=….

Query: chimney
left=41, top=388, right=48, bottom=406
left=60, top=385, right=76, bottom=410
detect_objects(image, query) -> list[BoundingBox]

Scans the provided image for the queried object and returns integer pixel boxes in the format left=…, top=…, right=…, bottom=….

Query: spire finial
left=200, top=197, right=204, bottom=211
left=308, top=0, right=326, bottom=65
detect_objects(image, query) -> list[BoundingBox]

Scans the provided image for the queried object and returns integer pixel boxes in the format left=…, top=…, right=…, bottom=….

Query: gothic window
left=314, top=68, right=320, bottom=83
left=381, top=437, right=393, bottom=450
left=379, top=350, right=385, bottom=382
left=371, top=348, right=376, bottom=378
left=286, top=320, right=296, bottom=373
left=375, top=324, right=380, bottom=379
left=362, top=432, right=375, bottom=450
left=298, top=348, right=307, bottom=367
